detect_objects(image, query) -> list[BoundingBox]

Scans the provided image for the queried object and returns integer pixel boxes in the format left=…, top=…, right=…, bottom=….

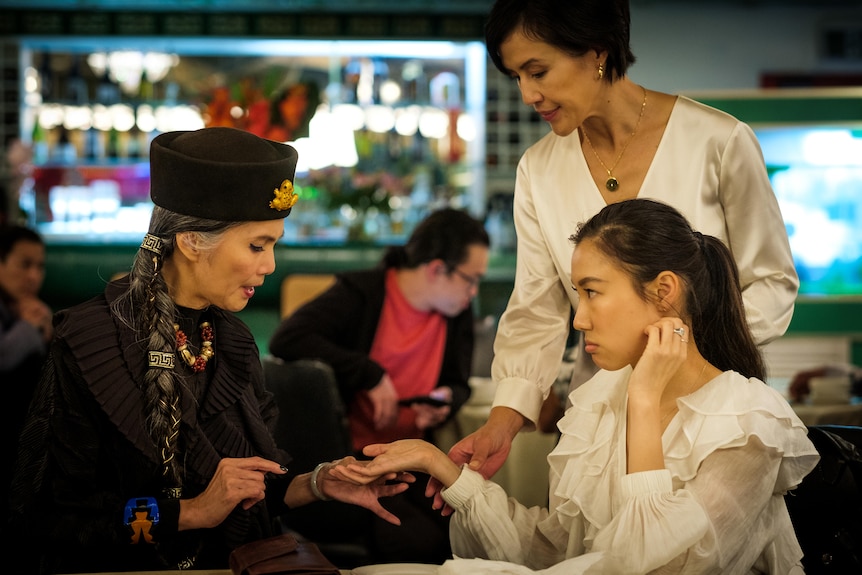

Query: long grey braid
left=111, top=206, right=240, bottom=488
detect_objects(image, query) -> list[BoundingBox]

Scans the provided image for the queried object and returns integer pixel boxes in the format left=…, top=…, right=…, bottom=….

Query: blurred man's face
left=0, top=240, right=46, bottom=300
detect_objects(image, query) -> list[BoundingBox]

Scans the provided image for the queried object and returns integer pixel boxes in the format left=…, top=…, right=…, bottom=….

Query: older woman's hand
left=318, top=456, right=414, bottom=525
left=180, top=457, right=286, bottom=531
left=337, top=440, right=462, bottom=491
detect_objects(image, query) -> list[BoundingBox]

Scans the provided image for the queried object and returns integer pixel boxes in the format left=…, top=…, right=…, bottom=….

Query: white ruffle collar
left=547, top=367, right=818, bottom=534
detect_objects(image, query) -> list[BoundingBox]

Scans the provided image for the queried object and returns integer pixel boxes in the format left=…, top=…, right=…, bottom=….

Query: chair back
left=262, top=355, right=351, bottom=474
left=785, top=424, right=862, bottom=574
left=280, top=274, right=336, bottom=319
left=262, top=355, right=371, bottom=568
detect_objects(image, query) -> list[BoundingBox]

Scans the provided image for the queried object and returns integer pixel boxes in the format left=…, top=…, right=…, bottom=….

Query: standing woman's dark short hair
left=571, top=198, right=765, bottom=381
left=381, top=208, right=490, bottom=271
left=485, top=0, right=636, bottom=83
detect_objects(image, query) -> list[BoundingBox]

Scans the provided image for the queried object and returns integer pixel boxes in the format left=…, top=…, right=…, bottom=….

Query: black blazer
left=268, top=267, right=473, bottom=415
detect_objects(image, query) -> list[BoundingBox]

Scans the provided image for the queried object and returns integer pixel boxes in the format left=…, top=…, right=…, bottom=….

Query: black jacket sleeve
left=269, top=268, right=474, bottom=417
left=268, top=270, right=388, bottom=401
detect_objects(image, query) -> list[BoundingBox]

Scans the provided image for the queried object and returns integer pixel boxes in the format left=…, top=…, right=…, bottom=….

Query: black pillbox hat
left=150, top=127, right=299, bottom=221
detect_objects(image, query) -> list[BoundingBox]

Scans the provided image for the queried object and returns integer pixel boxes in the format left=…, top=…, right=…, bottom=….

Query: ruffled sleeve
left=442, top=466, right=560, bottom=569
left=665, top=371, right=818, bottom=492
left=559, top=370, right=819, bottom=573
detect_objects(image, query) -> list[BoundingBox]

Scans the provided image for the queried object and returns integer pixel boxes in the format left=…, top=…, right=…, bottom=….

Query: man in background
left=269, top=207, right=490, bottom=565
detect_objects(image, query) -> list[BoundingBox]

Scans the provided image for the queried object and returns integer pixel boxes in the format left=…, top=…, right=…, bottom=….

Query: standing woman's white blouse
left=491, top=96, right=799, bottom=428
left=439, top=368, right=819, bottom=575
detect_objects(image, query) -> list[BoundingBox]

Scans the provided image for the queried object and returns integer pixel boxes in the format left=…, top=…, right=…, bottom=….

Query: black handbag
left=229, top=533, right=340, bottom=575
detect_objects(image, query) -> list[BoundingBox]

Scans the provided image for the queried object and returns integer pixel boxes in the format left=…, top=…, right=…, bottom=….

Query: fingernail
left=280, top=465, right=288, bottom=472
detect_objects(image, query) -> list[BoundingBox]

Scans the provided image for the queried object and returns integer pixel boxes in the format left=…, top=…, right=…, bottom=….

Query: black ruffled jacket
left=9, top=280, right=293, bottom=574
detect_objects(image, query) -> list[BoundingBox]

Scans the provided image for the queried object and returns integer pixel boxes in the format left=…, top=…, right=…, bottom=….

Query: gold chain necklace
left=660, top=361, right=708, bottom=427
left=581, top=86, right=647, bottom=192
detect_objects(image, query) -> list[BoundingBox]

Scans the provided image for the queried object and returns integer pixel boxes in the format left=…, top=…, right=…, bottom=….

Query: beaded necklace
left=174, top=321, right=214, bottom=372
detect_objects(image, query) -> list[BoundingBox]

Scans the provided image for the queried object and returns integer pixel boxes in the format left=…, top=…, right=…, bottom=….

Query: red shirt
left=349, top=269, right=446, bottom=450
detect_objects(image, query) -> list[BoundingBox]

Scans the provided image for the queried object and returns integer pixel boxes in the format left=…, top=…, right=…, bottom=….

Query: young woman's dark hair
left=382, top=208, right=490, bottom=272
left=485, top=0, right=636, bottom=83
left=571, top=198, right=765, bottom=381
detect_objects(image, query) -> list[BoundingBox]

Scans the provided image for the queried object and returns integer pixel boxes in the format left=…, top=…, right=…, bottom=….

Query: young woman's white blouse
left=440, top=368, right=819, bottom=575
left=490, top=96, right=799, bottom=428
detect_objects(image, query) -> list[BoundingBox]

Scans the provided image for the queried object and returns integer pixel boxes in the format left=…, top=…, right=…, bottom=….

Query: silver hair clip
left=141, top=234, right=164, bottom=255
left=148, top=351, right=175, bottom=369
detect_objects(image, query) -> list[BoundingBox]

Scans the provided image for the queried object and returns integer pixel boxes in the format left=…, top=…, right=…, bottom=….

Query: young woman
left=9, top=127, right=409, bottom=574
left=340, top=199, right=818, bottom=574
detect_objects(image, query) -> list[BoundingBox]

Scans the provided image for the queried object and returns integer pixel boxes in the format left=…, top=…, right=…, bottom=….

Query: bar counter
left=39, top=237, right=862, bottom=362
left=41, top=239, right=518, bottom=350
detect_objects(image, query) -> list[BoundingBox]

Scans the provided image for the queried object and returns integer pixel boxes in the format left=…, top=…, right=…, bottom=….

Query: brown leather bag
left=229, top=533, right=340, bottom=575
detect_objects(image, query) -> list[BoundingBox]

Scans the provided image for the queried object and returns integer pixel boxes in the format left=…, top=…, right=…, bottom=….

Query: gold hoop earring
left=597, top=63, right=605, bottom=80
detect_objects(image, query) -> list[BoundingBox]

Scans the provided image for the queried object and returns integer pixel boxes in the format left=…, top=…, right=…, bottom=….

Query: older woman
left=9, top=127, right=408, bottom=574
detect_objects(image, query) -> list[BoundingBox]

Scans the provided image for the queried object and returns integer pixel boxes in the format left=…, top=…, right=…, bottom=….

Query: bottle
left=31, top=117, right=49, bottom=165
left=83, top=126, right=104, bottom=162
left=52, top=127, right=77, bottom=165
left=106, top=126, right=120, bottom=160
left=127, top=125, right=142, bottom=160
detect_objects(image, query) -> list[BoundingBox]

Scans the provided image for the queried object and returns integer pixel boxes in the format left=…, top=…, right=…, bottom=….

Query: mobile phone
left=398, top=395, right=451, bottom=408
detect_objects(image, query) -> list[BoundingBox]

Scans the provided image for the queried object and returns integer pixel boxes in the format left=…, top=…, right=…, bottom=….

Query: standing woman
left=9, top=127, right=407, bottom=574
left=448, top=0, right=799, bottom=480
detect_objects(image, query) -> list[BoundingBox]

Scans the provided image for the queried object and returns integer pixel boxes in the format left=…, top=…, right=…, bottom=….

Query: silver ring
left=673, top=327, right=686, bottom=339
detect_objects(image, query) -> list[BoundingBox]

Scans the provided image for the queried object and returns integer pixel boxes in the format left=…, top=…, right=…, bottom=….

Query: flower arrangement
left=302, top=166, right=411, bottom=214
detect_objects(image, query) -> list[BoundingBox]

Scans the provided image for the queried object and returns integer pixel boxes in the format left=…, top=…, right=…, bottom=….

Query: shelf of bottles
left=18, top=38, right=487, bottom=244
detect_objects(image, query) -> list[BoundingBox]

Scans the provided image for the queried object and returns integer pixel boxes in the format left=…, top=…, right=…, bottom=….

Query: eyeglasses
left=451, top=268, right=482, bottom=288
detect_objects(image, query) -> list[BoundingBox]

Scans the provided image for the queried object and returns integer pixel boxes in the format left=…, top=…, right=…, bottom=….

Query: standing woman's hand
left=423, top=406, right=524, bottom=515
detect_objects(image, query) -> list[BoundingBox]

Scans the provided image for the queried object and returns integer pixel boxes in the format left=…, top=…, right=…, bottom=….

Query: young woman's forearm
left=429, top=448, right=463, bottom=488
